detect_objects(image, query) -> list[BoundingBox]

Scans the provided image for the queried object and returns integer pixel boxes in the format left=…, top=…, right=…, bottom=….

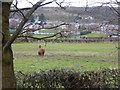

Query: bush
left=16, top=68, right=119, bottom=89
left=81, top=31, right=91, bottom=35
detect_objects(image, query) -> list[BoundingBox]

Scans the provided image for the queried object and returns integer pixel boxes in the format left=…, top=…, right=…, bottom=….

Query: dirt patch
left=46, top=51, right=99, bottom=56
left=14, top=51, right=117, bottom=58
left=13, top=51, right=118, bottom=64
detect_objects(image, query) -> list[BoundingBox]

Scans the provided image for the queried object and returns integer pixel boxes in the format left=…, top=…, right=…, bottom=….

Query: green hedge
left=80, top=31, right=91, bottom=35
left=16, top=68, right=119, bottom=89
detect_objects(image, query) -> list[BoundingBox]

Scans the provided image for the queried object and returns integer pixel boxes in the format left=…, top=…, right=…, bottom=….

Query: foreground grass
left=13, top=42, right=118, bottom=73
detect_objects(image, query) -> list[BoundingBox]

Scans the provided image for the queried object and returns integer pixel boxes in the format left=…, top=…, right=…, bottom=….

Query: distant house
left=23, top=24, right=43, bottom=31
left=100, top=25, right=118, bottom=31
left=84, top=16, right=94, bottom=20
left=9, top=18, right=21, bottom=29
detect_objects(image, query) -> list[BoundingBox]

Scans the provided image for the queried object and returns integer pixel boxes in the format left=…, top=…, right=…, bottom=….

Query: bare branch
left=109, top=5, right=120, bottom=15
left=18, top=31, right=65, bottom=40
left=3, top=0, right=55, bottom=50
left=15, top=0, right=18, bottom=6
left=26, top=0, right=34, bottom=6
left=21, top=23, right=70, bottom=34
left=85, top=0, right=89, bottom=11
left=11, top=7, right=31, bottom=12
left=12, top=3, right=25, bottom=18
left=55, top=1, right=66, bottom=10
left=59, top=0, right=65, bottom=5
left=10, top=0, right=55, bottom=12
left=44, top=23, right=69, bottom=29
left=95, top=1, right=119, bottom=16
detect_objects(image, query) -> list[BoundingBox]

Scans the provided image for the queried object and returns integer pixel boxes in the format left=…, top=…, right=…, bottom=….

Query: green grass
left=13, top=42, right=118, bottom=73
left=33, top=35, right=56, bottom=39
left=13, top=42, right=117, bottom=53
left=86, top=33, right=109, bottom=37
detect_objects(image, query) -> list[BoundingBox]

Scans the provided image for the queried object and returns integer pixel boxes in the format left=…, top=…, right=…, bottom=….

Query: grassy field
left=33, top=33, right=109, bottom=38
left=33, top=35, right=56, bottom=39
left=12, top=42, right=118, bottom=73
left=86, top=33, right=109, bottom=37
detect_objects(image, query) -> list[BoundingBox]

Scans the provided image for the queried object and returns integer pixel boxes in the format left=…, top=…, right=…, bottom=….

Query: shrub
left=16, top=68, right=119, bottom=89
left=80, top=31, right=91, bottom=35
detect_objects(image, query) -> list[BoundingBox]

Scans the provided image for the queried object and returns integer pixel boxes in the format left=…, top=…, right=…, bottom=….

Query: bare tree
left=1, top=0, right=119, bottom=89
left=1, top=0, right=68, bottom=88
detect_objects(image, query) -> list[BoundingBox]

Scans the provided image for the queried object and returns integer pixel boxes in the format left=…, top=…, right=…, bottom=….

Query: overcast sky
left=13, top=0, right=116, bottom=8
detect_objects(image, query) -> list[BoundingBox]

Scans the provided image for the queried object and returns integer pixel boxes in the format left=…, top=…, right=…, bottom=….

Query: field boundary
left=15, top=37, right=119, bottom=43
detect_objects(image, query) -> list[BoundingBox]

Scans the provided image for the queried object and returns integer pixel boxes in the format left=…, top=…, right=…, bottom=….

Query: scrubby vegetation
left=16, top=68, right=119, bottom=88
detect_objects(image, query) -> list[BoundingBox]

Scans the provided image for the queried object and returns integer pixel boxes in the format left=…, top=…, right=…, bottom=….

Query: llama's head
left=39, top=45, right=41, bottom=48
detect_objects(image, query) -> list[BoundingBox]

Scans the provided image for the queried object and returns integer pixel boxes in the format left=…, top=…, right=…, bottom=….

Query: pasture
left=12, top=42, right=118, bottom=73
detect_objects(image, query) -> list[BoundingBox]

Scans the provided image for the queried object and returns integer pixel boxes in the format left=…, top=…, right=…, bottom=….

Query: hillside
left=66, top=7, right=117, bottom=22
left=10, top=6, right=118, bottom=24
left=35, top=6, right=118, bottom=24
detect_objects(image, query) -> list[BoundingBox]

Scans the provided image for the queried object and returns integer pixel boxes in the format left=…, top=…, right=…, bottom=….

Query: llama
left=38, top=45, right=45, bottom=56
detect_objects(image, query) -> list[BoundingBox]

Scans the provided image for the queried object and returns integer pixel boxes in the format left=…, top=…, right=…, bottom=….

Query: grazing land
left=13, top=42, right=118, bottom=73
left=86, top=33, right=109, bottom=37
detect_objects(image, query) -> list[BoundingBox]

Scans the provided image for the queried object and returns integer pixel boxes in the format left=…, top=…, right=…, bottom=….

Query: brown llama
left=38, top=45, right=45, bottom=56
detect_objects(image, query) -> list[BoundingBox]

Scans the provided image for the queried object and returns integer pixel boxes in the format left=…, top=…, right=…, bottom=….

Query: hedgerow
left=16, top=68, right=119, bottom=89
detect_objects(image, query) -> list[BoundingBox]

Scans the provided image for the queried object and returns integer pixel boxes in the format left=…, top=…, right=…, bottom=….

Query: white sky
left=13, top=0, right=117, bottom=8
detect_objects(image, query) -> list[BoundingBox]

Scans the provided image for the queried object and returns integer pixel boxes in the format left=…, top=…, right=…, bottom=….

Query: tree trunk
left=2, top=2, right=16, bottom=89
left=2, top=47, right=16, bottom=89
